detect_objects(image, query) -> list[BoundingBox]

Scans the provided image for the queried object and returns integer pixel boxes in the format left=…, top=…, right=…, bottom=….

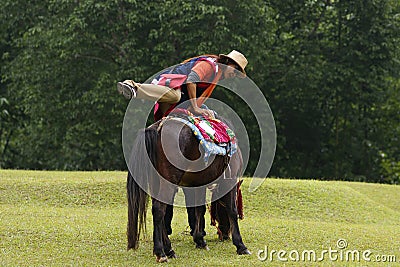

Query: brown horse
left=126, top=115, right=250, bottom=262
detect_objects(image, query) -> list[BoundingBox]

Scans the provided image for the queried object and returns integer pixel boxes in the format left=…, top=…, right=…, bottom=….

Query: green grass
left=1, top=170, right=400, bottom=266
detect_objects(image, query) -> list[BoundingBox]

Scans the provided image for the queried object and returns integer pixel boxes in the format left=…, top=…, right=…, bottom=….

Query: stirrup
left=117, top=81, right=137, bottom=99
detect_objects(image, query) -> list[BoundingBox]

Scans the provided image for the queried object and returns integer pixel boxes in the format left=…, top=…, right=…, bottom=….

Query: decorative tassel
left=209, top=203, right=217, bottom=226
left=237, top=180, right=244, bottom=220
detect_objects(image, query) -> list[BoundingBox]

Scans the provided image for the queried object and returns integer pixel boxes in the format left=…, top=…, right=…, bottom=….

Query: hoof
left=237, top=248, right=252, bottom=255
left=196, top=244, right=210, bottom=251
left=166, top=249, right=177, bottom=259
left=220, top=235, right=230, bottom=241
left=156, top=256, right=168, bottom=263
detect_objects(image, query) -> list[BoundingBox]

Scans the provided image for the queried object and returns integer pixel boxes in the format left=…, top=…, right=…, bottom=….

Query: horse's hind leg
left=152, top=198, right=169, bottom=262
left=193, top=204, right=208, bottom=249
left=152, top=178, right=179, bottom=262
left=220, top=187, right=251, bottom=255
left=189, top=188, right=208, bottom=250
left=162, top=225, right=176, bottom=259
left=162, top=205, right=177, bottom=258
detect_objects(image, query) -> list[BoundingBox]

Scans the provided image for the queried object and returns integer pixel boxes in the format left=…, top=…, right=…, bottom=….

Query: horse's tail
left=127, top=127, right=159, bottom=250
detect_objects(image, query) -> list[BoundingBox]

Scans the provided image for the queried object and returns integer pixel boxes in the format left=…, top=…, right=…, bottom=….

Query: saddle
left=159, top=109, right=237, bottom=163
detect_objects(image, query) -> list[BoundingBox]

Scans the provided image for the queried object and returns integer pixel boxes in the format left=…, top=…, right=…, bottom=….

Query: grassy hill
left=1, top=170, right=399, bottom=266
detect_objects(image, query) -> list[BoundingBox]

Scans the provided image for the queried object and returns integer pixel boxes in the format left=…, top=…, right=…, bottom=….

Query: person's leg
left=118, top=80, right=181, bottom=103
left=137, top=83, right=181, bottom=103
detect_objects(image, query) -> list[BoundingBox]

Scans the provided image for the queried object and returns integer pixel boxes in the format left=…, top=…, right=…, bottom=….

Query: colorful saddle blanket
left=166, top=109, right=237, bottom=163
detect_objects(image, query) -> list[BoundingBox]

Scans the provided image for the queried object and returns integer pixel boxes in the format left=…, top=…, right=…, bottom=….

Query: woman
left=118, top=50, right=248, bottom=238
left=117, top=50, right=248, bottom=119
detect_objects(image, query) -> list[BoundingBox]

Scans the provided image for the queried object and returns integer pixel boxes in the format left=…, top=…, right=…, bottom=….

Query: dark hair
left=218, top=57, right=232, bottom=65
left=218, top=57, right=240, bottom=71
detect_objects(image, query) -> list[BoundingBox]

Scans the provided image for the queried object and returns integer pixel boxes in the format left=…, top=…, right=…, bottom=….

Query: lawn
left=1, top=170, right=399, bottom=266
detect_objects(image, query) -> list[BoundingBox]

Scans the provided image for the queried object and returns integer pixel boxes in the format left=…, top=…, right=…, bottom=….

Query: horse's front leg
left=221, top=187, right=251, bottom=255
left=152, top=198, right=169, bottom=262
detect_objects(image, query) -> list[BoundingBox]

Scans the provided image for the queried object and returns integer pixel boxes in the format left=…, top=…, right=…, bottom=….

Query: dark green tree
left=1, top=0, right=399, bottom=183
left=266, top=0, right=400, bottom=182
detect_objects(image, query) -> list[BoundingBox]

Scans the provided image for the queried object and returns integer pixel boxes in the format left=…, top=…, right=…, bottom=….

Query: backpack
left=170, top=56, right=217, bottom=75
left=155, top=56, right=218, bottom=80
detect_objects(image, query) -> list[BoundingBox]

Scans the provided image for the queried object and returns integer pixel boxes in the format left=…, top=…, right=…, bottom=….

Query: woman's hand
left=191, top=106, right=215, bottom=119
left=186, top=82, right=215, bottom=118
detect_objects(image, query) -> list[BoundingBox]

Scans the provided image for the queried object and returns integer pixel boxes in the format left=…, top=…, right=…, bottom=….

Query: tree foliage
left=1, top=0, right=399, bottom=183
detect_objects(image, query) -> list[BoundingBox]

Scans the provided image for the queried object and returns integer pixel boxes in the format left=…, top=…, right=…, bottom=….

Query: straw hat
left=219, top=50, right=248, bottom=75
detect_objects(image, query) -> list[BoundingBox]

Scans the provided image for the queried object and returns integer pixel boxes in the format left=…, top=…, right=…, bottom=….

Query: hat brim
left=219, top=54, right=246, bottom=76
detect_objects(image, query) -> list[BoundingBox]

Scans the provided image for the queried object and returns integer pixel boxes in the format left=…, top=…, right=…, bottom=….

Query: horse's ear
left=238, top=179, right=243, bottom=187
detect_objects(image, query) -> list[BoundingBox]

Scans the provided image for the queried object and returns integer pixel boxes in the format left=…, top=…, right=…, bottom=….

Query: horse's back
left=155, top=118, right=231, bottom=187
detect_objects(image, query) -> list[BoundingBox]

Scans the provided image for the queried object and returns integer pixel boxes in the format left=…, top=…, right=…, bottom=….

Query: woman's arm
left=186, top=82, right=214, bottom=118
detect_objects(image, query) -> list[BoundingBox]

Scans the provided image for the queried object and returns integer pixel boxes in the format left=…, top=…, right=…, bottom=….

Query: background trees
left=265, top=0, right=400, bottom=182
left=1, top=0, right=399, bottom=183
